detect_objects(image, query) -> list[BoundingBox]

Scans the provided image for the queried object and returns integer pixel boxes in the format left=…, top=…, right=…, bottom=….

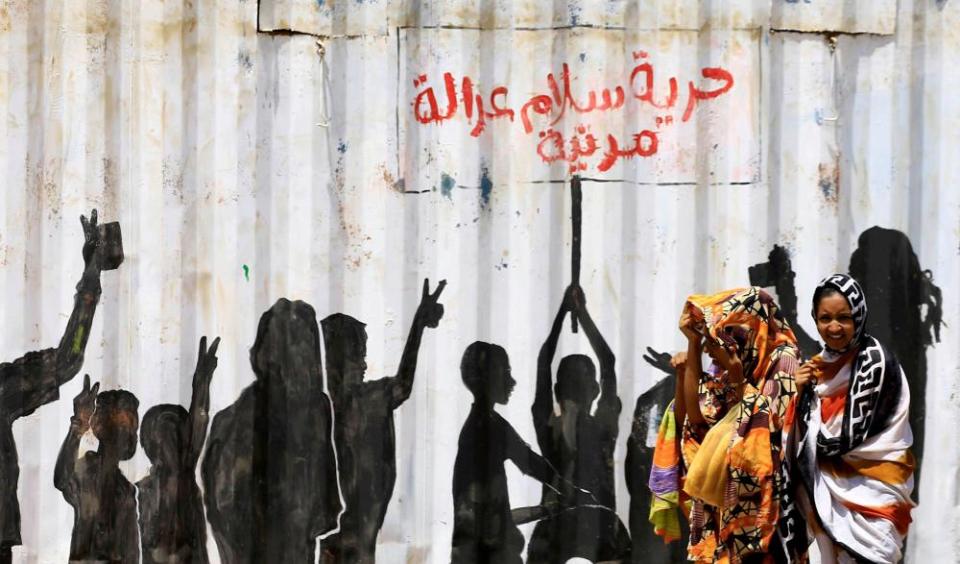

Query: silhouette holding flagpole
left=521, top=176, right=631, bottom=563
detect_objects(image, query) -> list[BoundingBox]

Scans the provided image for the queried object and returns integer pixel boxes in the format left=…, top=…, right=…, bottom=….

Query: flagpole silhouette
left=570, top=175, right=582, bottom=333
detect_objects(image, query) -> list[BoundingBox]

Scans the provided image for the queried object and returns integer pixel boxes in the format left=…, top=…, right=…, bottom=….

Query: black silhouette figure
left=137, top=336, right=220, bottom=564
left=849, top=226, right=943, bottom=492
left=319, top=279, right=446, bottom=563
left=55, top=375, right=140, bottom=563
left=749, top=245, right=821, bottom=358
left=625, top=366, right=688, bottom=564
left=525, top=285, right=630, bottom=563
left=451, top=342, right=563, bottom=564
left=0, top=210, right=120, bottom=563
left=201, top=299, right=341, bottom=564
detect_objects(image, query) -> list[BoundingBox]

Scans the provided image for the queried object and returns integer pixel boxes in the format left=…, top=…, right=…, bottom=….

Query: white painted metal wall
left=0, top=0, right=957, bottom=562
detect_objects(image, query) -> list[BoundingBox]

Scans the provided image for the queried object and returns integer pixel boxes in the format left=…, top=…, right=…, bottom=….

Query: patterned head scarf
left=806, top=273, right=902, bottom=457
left=812, top=274, right=868, bottom=352
left=686, top=287, right=799, bottom=386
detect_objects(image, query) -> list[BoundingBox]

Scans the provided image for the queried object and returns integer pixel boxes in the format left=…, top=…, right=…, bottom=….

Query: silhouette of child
left=137, top=336, right=220, bottom=564
left=320, top=278, right=445, bottom=564
left=55, top=375, right=140, bottom=563
left=527, top=285, right=630, bottom=563
left=451, top=342, right=560, bottom=564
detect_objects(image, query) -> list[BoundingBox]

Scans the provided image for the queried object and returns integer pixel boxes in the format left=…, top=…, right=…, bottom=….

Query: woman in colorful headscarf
left=779, top=274, right=915, bottom=563
left=649, top=287, right=801, bottom=563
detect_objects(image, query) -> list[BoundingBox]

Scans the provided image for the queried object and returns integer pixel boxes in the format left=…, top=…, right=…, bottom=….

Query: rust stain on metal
left=405, top=545, right=430, bottom=563
left=818, top=160, right=840, bottom=205
left=77, top=2, right=113, bottom=36
left=378, top=163, right=403, bottom=192
left=0, top=4, right=10, bottom=35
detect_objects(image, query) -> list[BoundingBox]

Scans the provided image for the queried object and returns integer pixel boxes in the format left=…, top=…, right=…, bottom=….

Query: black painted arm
left=392, top=279, right=445, bottom=406
left=533, top=302, right=567, bottom=428
left=505, top=419, right=557, bottom=486
left=186, top=337, right=219, bottom=469
left=575, top=300, right=617, bottom=407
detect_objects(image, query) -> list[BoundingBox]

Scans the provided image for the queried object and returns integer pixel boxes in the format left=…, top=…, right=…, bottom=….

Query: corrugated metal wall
left=0, top=0, right=957, bottom=562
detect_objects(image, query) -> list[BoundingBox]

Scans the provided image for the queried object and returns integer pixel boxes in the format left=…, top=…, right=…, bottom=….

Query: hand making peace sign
left=417, top=278, right=447, bottom=329
left=72, top=374, right=100, bottom=430
left=80, top=209, right=103, bottom=268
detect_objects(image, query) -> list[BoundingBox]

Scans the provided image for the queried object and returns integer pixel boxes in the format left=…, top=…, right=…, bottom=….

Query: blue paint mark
left=479, top=167, right=493, bottom=208
left=440, top=173, right=456, bottom=200
left=238, top=51, right=253, bottom=71
left=316, top=0, right=324, bottom=6
left=784, top=0, right=811, bottom=4
left=818, top=178, right=833, bottom=199
left=579, top=52, right=586, bottom=62
left=337, top=141, right=348, bottom=154
left=569, top=1, right=582, bottom=26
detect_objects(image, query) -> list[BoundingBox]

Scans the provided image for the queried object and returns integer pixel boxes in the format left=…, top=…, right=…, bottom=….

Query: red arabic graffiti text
left=411, top=52, right=733, bottom=171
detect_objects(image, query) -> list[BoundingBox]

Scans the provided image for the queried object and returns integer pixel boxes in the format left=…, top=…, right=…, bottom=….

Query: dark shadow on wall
left=748, top=245, right=822, bottom=359
left=2, top=210, right=119, bottom=563
left=451, top=342, right=564, bottom=564
left=848, top=226, right=942, bottom=497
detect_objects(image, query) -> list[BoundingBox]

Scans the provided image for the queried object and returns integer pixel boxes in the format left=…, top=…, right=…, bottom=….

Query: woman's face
left=816, top=292, right=856, bottom=350
left=702, top=337, right=734, bottom=369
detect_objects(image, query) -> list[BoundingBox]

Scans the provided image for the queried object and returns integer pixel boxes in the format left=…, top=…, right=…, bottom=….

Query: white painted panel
left=399, top=28, right=759, bottom=185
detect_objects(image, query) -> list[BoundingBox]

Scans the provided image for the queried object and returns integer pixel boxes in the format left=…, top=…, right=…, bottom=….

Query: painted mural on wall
left=0, top=195, right=943, bottom=563
left=320, top=279, right=445, bottom=563
left=202, top=299, right=341, bottom=563
left=0, top=211, right=121, bottom=563
left=138, top=336, right=219, bottom=563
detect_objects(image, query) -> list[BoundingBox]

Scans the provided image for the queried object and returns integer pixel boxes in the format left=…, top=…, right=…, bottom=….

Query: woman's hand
left=726, top=347, right=744, bottom=386
left=670, top=351, right=688, bottom=371
left=679, top=307, right=703, bottom=343
left=703, top=340, right=744, bottom=385
left=719, top=344, right=744, bottom=385
left=671, top=351, right=688, bottom=394
left=795, top=362, right=819, bottom=388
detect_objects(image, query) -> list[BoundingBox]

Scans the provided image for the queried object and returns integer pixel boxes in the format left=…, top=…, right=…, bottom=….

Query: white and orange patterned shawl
left=781, top=274, right=915, bottom=563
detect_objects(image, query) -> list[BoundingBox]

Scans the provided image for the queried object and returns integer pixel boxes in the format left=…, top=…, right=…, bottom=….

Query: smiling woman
left=781, top=274, right=916, bottom=563
left=814, top=289, right=857, bottom=353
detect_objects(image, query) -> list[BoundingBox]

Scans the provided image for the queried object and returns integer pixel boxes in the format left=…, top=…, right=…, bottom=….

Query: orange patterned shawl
left=652, top=287, right=800, bottom=563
